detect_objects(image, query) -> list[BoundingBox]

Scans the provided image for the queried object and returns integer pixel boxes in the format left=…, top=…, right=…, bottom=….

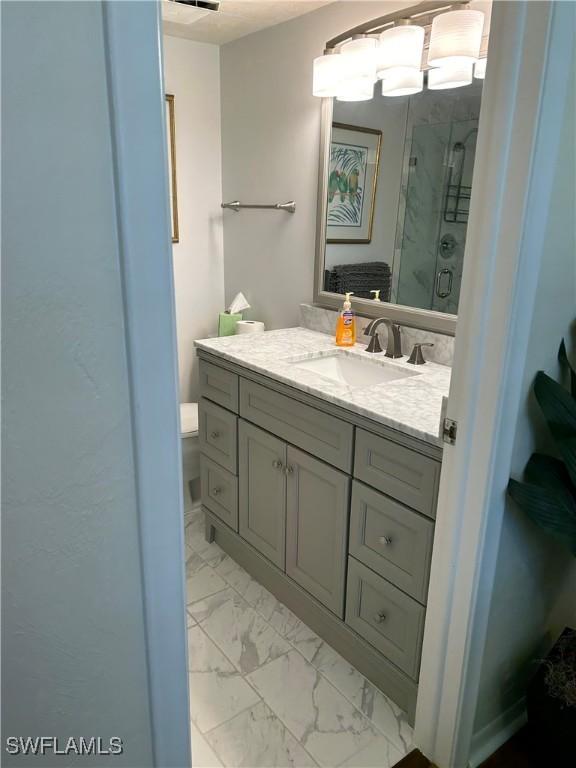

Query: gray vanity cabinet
left=198, top=353, right=442, bottom=723
left=286, top=446, right=350, bottom=617
left=238, top=420, right=287, bottom=569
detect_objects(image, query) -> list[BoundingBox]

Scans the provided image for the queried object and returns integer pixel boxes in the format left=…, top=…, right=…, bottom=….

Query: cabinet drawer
left=346, top=558, right=425, bottom=679
left=240, top=378, right=353, bottom=472
left=201, top=455, right=238, bottom=531
left=349, top=482, right=434, bottom=603
left=354, top=429, right=440, bottom=518
left=199, top=359, right=239, bottom=413
left=199, top=399, right=237, bottom=474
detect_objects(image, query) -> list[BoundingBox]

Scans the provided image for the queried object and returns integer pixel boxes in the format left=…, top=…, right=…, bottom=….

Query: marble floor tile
left=198, top=541, right=228, bottom=569
left=188, top=587, right=239, bottom=624
left=205, top=701, right=317, bottom=768
left=187, top=624, right=260, bottom=733
left=269, top=603, right=303, bottom=637
left=364, top=690, right=413, bottom=755
left=215, top=555, right=253, bottom=594
left=187, top=563, right=228, bottom=604
left=247, top=651, right=382, bottom=767
left=337, top=735, right=403, bottom=768
left=190, top=720, right=223, bottom=768
left=285, top=622, right=324, bottom=663
left=309, top=642, right=413, bottom=754
left=309, top=643, right=373, bottom=713
left=196, top=588, right=291, bottom=675
left=242, top=579, right=279, bottom=622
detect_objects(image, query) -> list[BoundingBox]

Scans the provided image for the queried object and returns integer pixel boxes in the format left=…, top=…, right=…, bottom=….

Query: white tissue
left=227, top=292, right=250, bottom=314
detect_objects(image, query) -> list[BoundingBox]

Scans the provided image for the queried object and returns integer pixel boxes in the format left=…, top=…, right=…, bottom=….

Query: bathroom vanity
left=195, top=328, right=449, bottom=722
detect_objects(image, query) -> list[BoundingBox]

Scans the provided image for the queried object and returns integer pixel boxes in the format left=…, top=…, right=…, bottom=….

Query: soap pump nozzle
left=343, top=292, right=354, bottom=309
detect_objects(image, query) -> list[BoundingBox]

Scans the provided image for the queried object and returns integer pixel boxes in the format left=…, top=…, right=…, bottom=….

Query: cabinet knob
left=210, top=430, right=221, bottom=440
left=379, top=536, right=393, bottom=546
left=272, top=459, right=283, bottom=470
left=284, top=465, right=294, bottom=475
left=212, top=487, right=223, bottom=496
left=373, top=611, right=387, bottom=624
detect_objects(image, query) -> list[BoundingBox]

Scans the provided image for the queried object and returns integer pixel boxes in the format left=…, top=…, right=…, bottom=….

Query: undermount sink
left=290, top=353, right=420, bottom=388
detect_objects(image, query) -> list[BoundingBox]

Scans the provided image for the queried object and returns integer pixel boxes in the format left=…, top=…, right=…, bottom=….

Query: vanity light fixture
left=427, top=8, right=484, bottom=67
left=428, top=61, right=474, bottom=90
left=312, top=50, right=343, bottom=97
left=474, top=57, right=487, bottom=79
left=377, top=21, right=425, bottom=80
left=311, top=3, right=486, bottom=99
left=336, top=36, right=377, bottom=101
left=381, top=67, right=423, bottom=97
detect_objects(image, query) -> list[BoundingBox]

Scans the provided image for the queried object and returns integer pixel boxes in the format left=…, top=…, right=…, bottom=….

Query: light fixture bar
left=324, top=0, right=468, bottom=51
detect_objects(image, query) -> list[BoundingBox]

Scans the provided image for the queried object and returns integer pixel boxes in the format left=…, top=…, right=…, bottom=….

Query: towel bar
left=221, top=200, right=296, bottom=213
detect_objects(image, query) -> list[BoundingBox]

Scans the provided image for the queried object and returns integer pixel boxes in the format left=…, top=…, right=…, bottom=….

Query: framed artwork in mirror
left=326, top=123, right=381, bottom=244
left=165, top=94, right=179, bottom=243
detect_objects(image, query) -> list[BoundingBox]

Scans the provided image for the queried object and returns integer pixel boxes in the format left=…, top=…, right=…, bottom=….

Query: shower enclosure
left=394, top=106, right=480, bottom=315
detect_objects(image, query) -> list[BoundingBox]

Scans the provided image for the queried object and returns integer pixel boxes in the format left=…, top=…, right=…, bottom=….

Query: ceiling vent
left=162, top=0, right=220, bottom=25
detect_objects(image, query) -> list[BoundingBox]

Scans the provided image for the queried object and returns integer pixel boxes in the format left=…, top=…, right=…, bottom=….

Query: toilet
left=180, top=402, right=200, bottom=512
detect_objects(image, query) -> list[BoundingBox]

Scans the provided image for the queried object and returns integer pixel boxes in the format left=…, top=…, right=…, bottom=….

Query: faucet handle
left=407, top=342, right=434, bottom=365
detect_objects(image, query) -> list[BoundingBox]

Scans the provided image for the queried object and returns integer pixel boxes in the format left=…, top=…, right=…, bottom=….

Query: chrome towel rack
left=221, top=200, right=296, bottom=213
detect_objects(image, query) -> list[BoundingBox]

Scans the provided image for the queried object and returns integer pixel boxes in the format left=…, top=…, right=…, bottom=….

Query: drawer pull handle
left=379, top=536, right=393, bottom=546
left=272, top=459, right=283, bottom=470
left=210, top=430, right=221, bottom=440
left=212, top=487, right=223, bottom=496
left=284, top=465, right=294, bottom=475
left=373, top=611, right=387, bottom=624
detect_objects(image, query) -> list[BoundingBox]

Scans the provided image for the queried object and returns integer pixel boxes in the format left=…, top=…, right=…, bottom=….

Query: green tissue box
left=218, top=312, right=242, bottom=337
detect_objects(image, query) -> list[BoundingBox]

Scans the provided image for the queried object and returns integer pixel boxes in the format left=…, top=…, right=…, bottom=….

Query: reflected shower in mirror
left=323, top=79, right=483, bottom=315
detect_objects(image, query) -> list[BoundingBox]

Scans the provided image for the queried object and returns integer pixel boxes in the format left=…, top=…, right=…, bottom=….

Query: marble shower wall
left=393, top=80, right=483, bottom=315
left=300, top=304, right=454, bottom=367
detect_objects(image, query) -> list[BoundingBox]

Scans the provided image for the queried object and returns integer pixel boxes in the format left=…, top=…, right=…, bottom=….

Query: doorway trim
left=102, top=0, right=573, bottom=766
left=415, top=2, right=572, bottom=766
left=102, top=3, right=191, bottom=766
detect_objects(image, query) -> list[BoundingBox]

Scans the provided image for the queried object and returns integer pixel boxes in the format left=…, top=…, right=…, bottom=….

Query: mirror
left=315, top=79, right=484, bottom=333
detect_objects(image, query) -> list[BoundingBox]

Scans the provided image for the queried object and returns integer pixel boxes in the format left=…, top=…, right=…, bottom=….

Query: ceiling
left=162, top=0, right=336, bottom=46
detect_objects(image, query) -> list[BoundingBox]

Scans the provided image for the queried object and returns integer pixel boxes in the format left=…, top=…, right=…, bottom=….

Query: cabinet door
left=286, top=446, right=350, bottom=617
left=239, top=420, right=286, bottom=569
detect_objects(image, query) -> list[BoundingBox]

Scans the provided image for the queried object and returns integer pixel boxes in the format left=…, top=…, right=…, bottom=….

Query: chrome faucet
left=363, top=318, right=403, bottom=358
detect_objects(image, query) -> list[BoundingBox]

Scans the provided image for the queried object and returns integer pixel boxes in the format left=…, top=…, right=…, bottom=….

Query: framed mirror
left=314, top=6, right=489, bottom=335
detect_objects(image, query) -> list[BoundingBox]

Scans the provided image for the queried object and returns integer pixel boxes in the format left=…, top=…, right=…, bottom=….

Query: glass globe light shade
left=381, top=66, right=423, bottom=97
left=427, top=9, right=484, bottom=67
left=377, top=23, right=425, bottom=79
left=428, top=62, right=474, bottom=90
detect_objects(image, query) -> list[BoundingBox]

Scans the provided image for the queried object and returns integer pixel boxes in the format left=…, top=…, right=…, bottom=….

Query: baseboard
left=468, top=698, right=527, bottom=767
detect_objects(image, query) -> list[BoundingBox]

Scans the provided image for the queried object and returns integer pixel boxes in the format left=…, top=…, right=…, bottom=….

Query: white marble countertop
left=195, top=328, right=451, bottom=447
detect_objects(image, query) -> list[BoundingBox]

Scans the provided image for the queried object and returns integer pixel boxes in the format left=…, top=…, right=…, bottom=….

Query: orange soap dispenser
left=335, top=292, right=356, bottom=347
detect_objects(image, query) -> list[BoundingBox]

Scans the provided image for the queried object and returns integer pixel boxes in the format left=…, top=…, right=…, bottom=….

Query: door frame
left=102, top=3, right=191, bottom=766
left=415, top=2, right=573, bottom=765
left=104, top=1, right=573, bottom=766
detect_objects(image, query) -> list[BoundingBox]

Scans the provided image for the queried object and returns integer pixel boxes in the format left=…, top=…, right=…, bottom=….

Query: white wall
left=472, top=55, right=576, bottom=746
left=1, top=2, right=155, bottom=763
left=220, top=1, right=411, bottom=330
left=163, top=35, right=224, bottom=402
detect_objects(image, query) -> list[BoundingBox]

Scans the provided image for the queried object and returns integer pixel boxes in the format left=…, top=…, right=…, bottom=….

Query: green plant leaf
left=508, top=478, right=576, bottom=556
left=534, top=370, right=576, bottom=438
left=558, top=339, right=576, bottom=398
left=524, top=452, right=575, bottom=493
